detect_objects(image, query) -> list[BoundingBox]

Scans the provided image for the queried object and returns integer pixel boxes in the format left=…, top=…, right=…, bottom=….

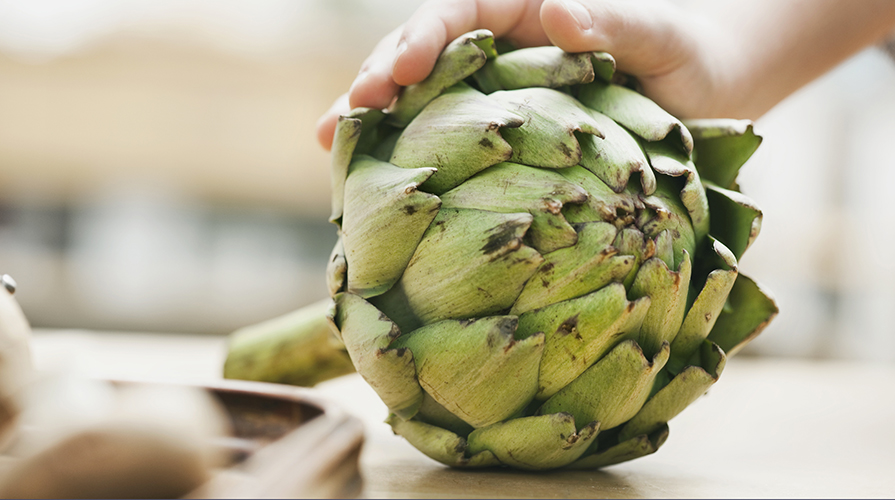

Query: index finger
left=392, top=0, right=548, bottom=86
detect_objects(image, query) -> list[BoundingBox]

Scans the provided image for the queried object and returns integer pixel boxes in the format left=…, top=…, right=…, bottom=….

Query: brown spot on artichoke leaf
left=384, top=321, right=402, bottom=341
left=502, top=339, right=517, bottom=354
left=643, top=240, right=657, bottom=260
left=558, top=140, right=581, bottom=160
left=481, top=220, right=526, bottom=255
left=485, top=331, right=497, bottom=349
left=403, top=205, right=418, bottom=215
left=556, top=314, right=580, bottom=336
left=432, top=152, right=446, bottom=169
left=479, top=137, right=494, bottom=149
left=388, top=347, right=409, bottom=358
left=541, top=198, right=564, bottom=216
left=454, top=440, right=466, bottom=454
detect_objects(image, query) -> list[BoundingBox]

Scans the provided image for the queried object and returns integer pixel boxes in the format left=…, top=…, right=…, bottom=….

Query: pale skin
left=316, top=0, right=895, bottom=150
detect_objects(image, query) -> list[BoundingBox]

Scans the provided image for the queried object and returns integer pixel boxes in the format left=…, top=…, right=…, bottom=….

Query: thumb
left=539, top=0, right=697, bottom=78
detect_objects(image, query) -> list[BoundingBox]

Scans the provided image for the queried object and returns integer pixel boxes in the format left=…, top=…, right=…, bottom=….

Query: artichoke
left=228, top=30, right=777, bottom=470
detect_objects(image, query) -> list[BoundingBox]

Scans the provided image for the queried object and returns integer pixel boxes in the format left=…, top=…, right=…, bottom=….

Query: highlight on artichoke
left=225, top=30, right=777, bottom=470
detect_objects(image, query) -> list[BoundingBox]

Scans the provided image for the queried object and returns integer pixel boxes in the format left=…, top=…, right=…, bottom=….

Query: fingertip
left=316, top=94, right=350, bottom=151
left=541, top=0, right=609, bottom=53
left=348, top=70, right=401, bottom=111
left=392, top=32, right=442, bottom=86
left=316, top=113, right=337, bottom=151
left=542, top=0, right=691, bottom=78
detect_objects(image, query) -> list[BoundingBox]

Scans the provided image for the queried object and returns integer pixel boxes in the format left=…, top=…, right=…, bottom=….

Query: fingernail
left=560, top=0, right=593, bottom=31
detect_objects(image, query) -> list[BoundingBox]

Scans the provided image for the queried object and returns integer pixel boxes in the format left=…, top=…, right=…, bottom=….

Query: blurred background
left=0, top=0, right=893, bottom=361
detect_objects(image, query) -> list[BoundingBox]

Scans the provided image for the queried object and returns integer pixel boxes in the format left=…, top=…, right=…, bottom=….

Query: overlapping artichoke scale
left=704, top=181, right=763, bottom=261
left=629, top=252, right=692, bottom=359
left=438, top=161, right=587, bottom=254
left=538, top=339, right=670, bottom=432
left=510, top=222, right=635, bottom=315
left=473, top=45, right=614, bottom=93
left=388, top=29, right=497, bottom=128
left=668, top=236, right=738, bottom=374
left=619, top=340, right=726, bottom=442
left=385, top=414, right=501, bottom=468
left=488, top=88, right=604, bottom=169
left=415, top=392, right=474, bottom=436
left=577, top=80, right=694, bottom=156
left=638, top=181, right=697, bottom=271
left=706, top=274, right=778, bottom=357
left=612, top=227, right=661, bottom=289
left=387, top=34, right=616, bottom=126
left=392, top=315, right=544, bottom=429
left=515, top=283, right=651, bottom=400
left=685, top=118, right=762, bottom=190
left=557, top=165, right=647, bottom=228
left=329, top=108, right=386, bottom=224
left=331, top=292, right=423, bottom=420
left=561, top=339, right=724, bottom=469
left=578, top=109, right=657, bottom=196
left=340, top=155, right=441, bottom=297
left=466, top=413, right=600, bottom=470
left=642, top=139, right=711, bottom=244
left=325, top=234, right=346, bottom=296
left=389, top=83, right=524, bottom=195
left=555, top=163, right=696, bottom=275
left=369, top=208, right=543, bottom=333
left=564, top=424, right=669, bottom=469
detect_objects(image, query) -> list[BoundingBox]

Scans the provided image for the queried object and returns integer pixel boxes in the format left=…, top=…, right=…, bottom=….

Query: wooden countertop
left=31, top=330, right=895, bottom=498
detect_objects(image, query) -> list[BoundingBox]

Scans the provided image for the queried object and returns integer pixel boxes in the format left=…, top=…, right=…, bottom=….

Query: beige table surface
left=31, top=329, right=895, bottom=499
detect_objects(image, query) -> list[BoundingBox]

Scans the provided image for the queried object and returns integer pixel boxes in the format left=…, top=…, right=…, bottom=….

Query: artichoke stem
left=223, top=299, right=355, bottom=387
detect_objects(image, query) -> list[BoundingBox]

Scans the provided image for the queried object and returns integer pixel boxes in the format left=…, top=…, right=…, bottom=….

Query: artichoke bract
left=245, top=29, right=778, bottom=471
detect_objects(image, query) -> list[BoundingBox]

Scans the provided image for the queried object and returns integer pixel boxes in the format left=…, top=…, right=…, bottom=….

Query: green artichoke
left=228, top=29, right=777, bottom=470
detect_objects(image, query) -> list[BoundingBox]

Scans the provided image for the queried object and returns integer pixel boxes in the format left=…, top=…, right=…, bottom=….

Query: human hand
left=316, top=0, right=895, bottom=150
left=317, top=0, right=728, bottom=150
